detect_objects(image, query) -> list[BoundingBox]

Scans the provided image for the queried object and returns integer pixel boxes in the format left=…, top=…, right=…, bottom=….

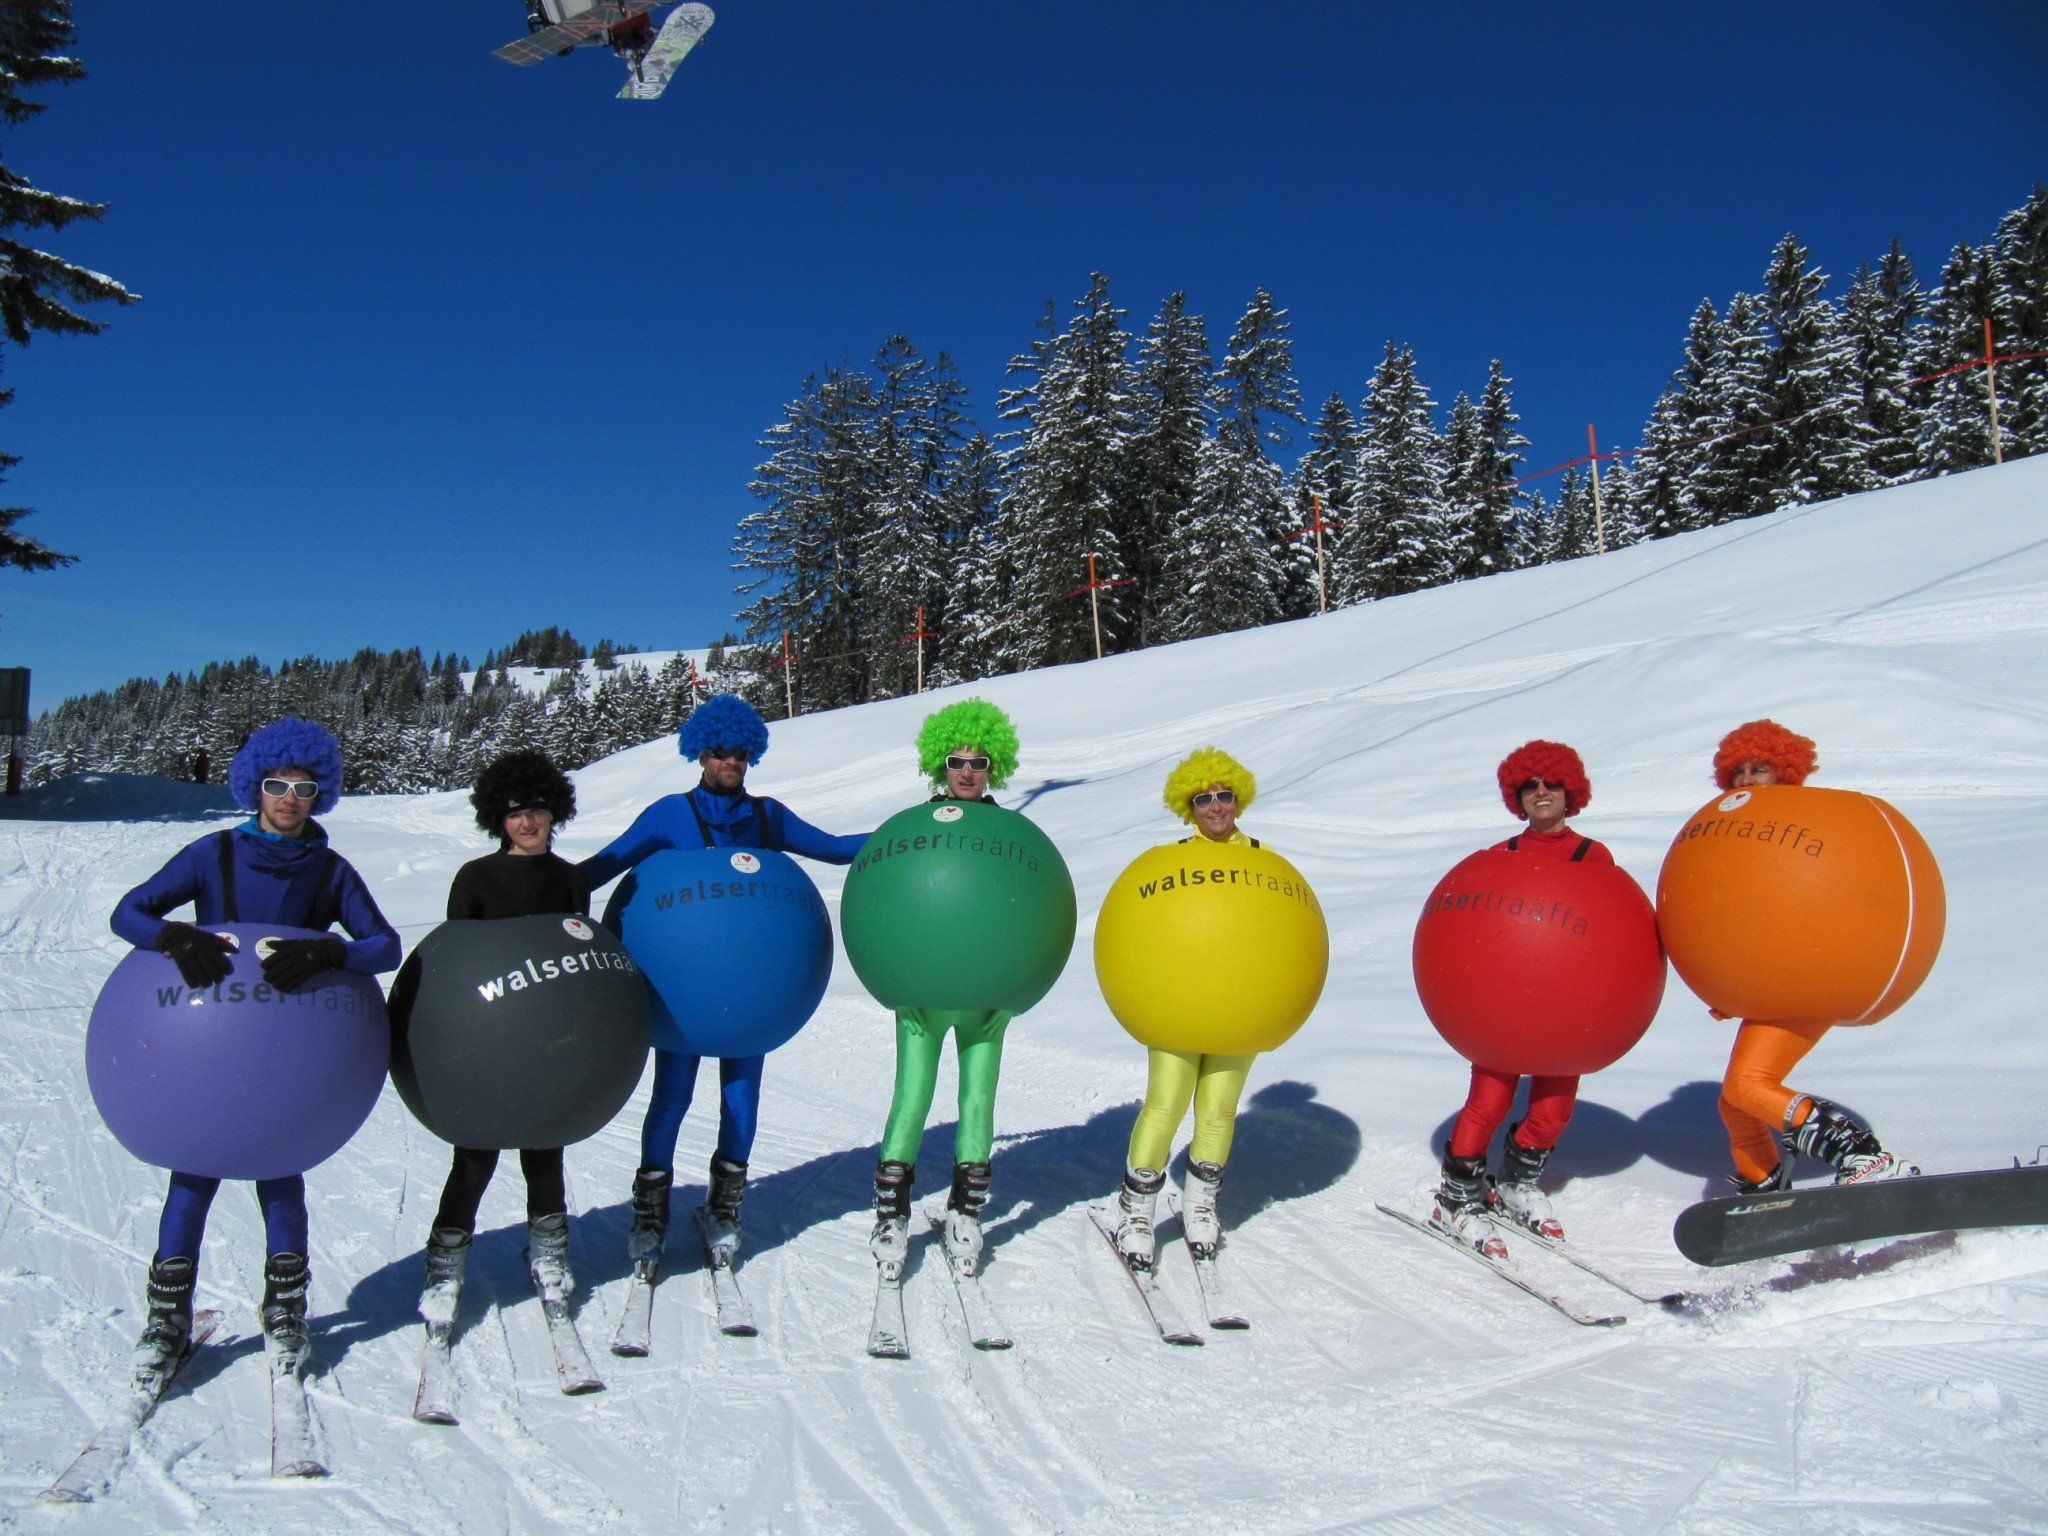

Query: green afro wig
left=1164, top=747, right=1257, bottom=824
left=916, top=698, right=1021, bottom=788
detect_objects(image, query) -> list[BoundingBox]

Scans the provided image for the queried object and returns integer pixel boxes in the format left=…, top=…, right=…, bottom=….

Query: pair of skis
left=415, top=1275, right=602, bottom=1425
left=866, top=1211, right=1014, bottom=1359
left=1375, top=1203, right=1676, bottom=1327
left=609, top=1205, right=758, bottom=1361
left=44, top=1309, right=328, bottom=1504
left=1088, top=1204, right=1247, bottom=1346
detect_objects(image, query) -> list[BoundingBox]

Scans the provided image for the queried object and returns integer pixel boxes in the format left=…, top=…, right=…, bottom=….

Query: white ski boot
left=525, top=1213, right=575, bottom=1304
left=1112, top=1164, right=1164, bottom=1271
left=419, top=1227, right=471, bottom=1326
left=942, top=1161, right=991, bottom=1278
left=870, top=1160, right=913, bottom=1281
left=1431, top=1152, right=1509, bottom=1260
left=1492, top=1131, right=1565, bottom=1242
left=1181, top=1159, right=1225, bottom=1258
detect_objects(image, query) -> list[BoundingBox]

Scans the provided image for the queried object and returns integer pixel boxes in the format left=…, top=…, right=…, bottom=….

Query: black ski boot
left=261, top=1253, right=311, bottom=1369
left=627, top=1165, right=672, bottom=1265
left=870, top=1160, right=914, bottom=1279
left=134, top=1255, right=196, bottom=1379
left=420, top=1226, right=471, bottom=1326
left=1793, top=1098, right=1917, bottom=1185
left=942, top=1161, right=992, bottom=1276
left=1430, top=1151, right=1507, bottom=1259
left=1492, top=1126, right=1565, bottom=1240
left=702, top=1154, right=746, bottom=1262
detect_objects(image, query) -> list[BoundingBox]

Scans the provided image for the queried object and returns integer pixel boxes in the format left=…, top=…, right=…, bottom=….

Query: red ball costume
left=1448, top=742, right=1610, bottom=1161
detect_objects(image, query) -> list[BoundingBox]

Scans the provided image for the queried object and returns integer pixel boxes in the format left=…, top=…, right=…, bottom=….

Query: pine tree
left=1838, top=240, right=1924, bottom=485
left=1753, top=234, right=1873, bottom=507
left=0, top=1, right=132, bottom=576
left=1987, top=184, right=2048, bottom=457
left=1911, top=241, right=2001, bottom=473
left=1464, top=360, right=1529, bottom=577
left=1691, top=291, right=1774, bottom=523
left=1290, top=392, right=1361, bottom=613
left=1337, top=343, right=1450, bottom=602
left=1124, top=293, right=1214, bottom=645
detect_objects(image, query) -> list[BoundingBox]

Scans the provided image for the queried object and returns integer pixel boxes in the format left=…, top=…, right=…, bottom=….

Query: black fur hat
left=471, top=749, right=577, bottom=841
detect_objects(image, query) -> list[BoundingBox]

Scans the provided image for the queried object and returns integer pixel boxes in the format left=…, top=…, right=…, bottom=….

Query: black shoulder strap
left=1506, top=834, right=1520, bottom=852
left=1249, top=836, right=1262, bottom=848
left=1570, top=836, right=1593, bottom=863
left=216, top=830, right=239, bottom=924
left=312, top=849, right=342, bottom=929
left=753, top=796, right=774, bottom=851
left=686, top=792, right=718, bottom=850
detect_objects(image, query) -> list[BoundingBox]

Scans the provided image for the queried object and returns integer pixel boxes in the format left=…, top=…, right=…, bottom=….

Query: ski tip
left=718, top=1322, right=760, bottom=1338
left=39, top=1487, right=93, bottom=1506
left=609, top=1341, right=650, bottom=1358
left=1208, top=1317, right=1251, bottom=1331
left=560, top=1377, right=606, bottom=1396
left=274, top=1460, right=330, bottom=1479
left=412, top=1408, right=458, bottom=1426
left=866, top=1341, right=910, bottom=1360
left=1164, top=1331, right=1206, bottom=1347
left=973, top=1336, right=1015, bottom=1352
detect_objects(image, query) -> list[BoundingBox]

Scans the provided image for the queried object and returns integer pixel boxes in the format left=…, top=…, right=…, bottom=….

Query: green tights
left=879, top=1009, right=1012, bottom=1166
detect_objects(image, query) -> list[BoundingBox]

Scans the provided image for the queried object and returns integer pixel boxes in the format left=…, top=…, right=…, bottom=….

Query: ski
left=538, top=1294, right=605, bottom=1394
left=610, top=1258, right=657, bottom=1357
left=1086, top=1206, right=1203, bottom=1346
left=1486, top=1211, right=1686, bottom=1305
left=619, top=1, right=714, bottom=99
left=266, top=1328, right=327, bottom=1479
left=412, top=1318, right=457, bottom=1425
left=695, top=1205, right=758, bottom=1338
left=1376, top=1204, right=1625, bottom=1328
left=41, top=1309, right=222, bottom=1505
left=1167, top=1191, right=1248, bottom=1329
left=865, top=1269, right=909, bottom=1359
left=1673, top=1162, right=2048, bottom=1268
left=925, top=1212, right=1013, bottom=1350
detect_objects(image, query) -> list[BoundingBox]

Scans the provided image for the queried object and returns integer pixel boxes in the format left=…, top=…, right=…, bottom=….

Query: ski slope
left=5, top=457, right=2048, bottom=1534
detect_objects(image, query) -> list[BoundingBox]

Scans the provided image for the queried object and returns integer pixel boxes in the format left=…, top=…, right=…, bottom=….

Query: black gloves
left=157, top=922, right=236, bottom=988
left=260, top=935, right=348, bottom=993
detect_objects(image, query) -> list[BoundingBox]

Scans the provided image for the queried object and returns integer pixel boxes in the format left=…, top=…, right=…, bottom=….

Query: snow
left=5, top=457, right=2048, bottom=1531
left=0, top=772, right=238, bottom=824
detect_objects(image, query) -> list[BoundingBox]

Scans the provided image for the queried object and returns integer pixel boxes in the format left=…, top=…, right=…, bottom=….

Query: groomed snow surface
left=6, top=458, right=2048, bottom=1534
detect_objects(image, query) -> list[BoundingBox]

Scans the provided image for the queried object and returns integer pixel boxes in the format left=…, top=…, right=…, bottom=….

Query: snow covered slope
left=460, top=647, right=714, bottom=697
left=5, top=457, right=2047, bottom=1534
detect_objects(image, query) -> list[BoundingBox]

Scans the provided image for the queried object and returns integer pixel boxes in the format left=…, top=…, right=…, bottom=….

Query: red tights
left=1448, top=1065, right=1580, bottom=1161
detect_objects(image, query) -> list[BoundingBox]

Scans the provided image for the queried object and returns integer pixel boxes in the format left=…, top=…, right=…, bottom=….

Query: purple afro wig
left=229, top=718, right=344, bottom=815
left=678, top=694, right=770, bottom=764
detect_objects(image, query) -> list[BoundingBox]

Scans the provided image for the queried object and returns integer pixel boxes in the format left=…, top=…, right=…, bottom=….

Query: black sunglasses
left=1190, top=789, right=1237, bottom=809
left=702, top=746, right=750, bottom=762
left=946, top=755, right=991, bottom=772
left=260, top=778, right=320, bottom=801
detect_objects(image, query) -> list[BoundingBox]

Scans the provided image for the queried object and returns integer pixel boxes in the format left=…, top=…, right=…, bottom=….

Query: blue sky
left=4, top=2, right=2044, bottom=709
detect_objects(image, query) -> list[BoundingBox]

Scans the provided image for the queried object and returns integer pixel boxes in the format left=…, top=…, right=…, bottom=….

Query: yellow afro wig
left=916, top=698, right=1021, bottom=788
left=1164, top=747, right=1257, bottom=824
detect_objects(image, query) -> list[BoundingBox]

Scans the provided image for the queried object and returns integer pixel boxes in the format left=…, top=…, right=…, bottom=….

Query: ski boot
left=1111, top=1164, right=1164, bottom=1272
left=870, top=1161, right=913, bottom=1281
left=942, top=1161, right=991, bottom=1278
left=1491, top=1128, right=1565, bottom=1242
left=419, top=1227, right=471, bottom=1327
left=261, top=1253, right=312, bottom=1372
left=525, top=1212, right=575, bottom=1304
left=1793, top=1098, right=1918, bottom=1185
left=1431, top=1152, right=1509, bottom=1260
left=1181, top=1158, right=1226, bottom=1259
left=701, top=1155, right=746, bottom=1264
left=626, top=1166, right=672, bottom=1266
left=134, top=1255, right=196, bottom=1383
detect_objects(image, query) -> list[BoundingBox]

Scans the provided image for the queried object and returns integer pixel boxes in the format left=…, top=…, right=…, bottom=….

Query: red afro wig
left=1496, top=740, right=1591, bottom=818
left=1712, top=719, right=1817, bottom=790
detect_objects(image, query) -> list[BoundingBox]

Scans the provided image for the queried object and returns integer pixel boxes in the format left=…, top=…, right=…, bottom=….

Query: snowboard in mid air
left=620, top=4, right=714, bottom=100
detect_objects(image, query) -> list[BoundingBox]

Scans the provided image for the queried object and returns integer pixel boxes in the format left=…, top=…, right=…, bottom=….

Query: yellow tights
left=1127, top=1049, right=1256, bottom=1170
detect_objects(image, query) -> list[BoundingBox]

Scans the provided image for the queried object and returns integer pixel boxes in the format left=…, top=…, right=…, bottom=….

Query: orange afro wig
left=1496, top=740, right=1592, bottom=818
left=1712, top=719, right=1817, bottom=790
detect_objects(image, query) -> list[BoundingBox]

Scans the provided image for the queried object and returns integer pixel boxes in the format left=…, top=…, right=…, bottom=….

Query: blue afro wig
left=230, top=717, right=344, bottom=815
left=678, top=694, right=770, bottom=764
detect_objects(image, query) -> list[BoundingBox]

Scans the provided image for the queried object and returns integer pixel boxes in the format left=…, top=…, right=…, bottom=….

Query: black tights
left=432, top=1147, right=566, bottom=1234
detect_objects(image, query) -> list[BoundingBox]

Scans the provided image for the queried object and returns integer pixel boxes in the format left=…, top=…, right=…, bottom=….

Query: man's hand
left=260, top=935, right=348, bottom=993
left=157, top=922, right=236, bottom=988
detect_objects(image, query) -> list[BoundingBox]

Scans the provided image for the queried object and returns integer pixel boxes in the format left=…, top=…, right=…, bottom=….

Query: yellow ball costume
left=1094, top=750, right=1328, bottom=1171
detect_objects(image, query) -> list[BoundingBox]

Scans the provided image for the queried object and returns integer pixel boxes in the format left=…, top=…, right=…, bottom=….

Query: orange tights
left=1718, top=1018, right=1833, bottom=1182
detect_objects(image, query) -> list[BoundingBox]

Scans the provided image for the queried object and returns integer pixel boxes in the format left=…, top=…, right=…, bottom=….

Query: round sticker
left=933, top=805, right=965, bottom=824
left=562, top=917, right=595, bottom=941
left=1718, top=791, right=1753, bottom=813
left=212, top=932, right=241, bottom=952
left=730, top=852, right=762, bottom=874
left=255, top=936, right=282, bottom=960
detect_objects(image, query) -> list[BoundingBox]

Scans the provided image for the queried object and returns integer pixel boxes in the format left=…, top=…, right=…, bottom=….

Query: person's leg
left=1496, top=1076, right=1581, bottom=1238
left=519, top=1148, right=567, bottom=1223
left=950, top=1012, right=1010, bottom=1167
left=433, top=1148, right=501, bottom=1235
left=255, top=1177, right=311, bottom=1358
left=1446, top=1065, right=1519, bottom=1162
left=639, top=1048, right=701, bottom=1174
left=1720, top=1019, right=1831, bottom=1184
left=1127, top=1048, right=1199, bottom=1173
left=1182, top=1053, right=1256, bottom=1252
left=879, top=1012, right=947, bottom=1167
left=255, top=1175, right=308, bottom=1258
left=713, top=1055, right=766, bottom=1166
left=156, top=1171, right=221, bottom=1262
left=1512, top=1076, right=1581, bottom=1154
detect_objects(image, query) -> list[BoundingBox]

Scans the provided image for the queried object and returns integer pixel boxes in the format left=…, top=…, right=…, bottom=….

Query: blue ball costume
left=579, top=697, right=867, bottom=1179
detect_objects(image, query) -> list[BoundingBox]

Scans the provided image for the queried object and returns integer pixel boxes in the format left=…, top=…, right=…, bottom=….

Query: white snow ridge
left=5, top=456, right=2048, bottom=1533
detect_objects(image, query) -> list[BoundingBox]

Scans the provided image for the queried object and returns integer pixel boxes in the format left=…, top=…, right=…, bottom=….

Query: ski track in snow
left=6, top=459, right=2048, bottom=1532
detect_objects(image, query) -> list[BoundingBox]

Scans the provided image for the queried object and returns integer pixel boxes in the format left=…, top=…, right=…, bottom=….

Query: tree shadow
left=326, top=1079, right=1360, bottom=1363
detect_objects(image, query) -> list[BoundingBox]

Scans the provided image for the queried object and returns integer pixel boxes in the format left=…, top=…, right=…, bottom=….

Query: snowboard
left=620, top=4, right=715, bottom=99
left=1674, top=1162, right=2048, bottom=1267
